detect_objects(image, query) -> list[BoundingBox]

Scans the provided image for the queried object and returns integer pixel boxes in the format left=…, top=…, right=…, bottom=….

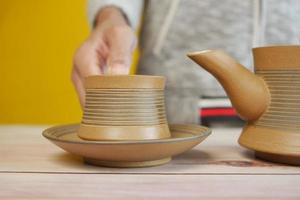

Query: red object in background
left=199, top=98, right=242, bottom=126
left=200, top=108, right=237, bottom=117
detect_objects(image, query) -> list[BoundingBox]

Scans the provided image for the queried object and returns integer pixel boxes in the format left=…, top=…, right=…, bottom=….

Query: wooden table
left=0, top=125, right=299, bottom=199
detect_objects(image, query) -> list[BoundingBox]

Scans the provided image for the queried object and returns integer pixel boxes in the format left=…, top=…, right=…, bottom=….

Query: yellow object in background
left=0, top=0, right=139, bottom=124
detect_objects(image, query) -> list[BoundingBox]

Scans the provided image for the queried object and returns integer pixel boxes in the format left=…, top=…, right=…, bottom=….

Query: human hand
left=72, top=6, right=137, bottom=107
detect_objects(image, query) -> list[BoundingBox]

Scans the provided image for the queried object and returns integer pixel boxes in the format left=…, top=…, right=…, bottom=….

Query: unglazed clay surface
left=78, top=75, right=171, bottom=141
left=43, top=124, right=211, bottom=167
left=188, top=45, right=300, bottom=165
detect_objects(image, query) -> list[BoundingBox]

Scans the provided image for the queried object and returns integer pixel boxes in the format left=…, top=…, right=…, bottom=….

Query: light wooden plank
left=0, top=125, right=299, bottom=174
left=0, top=173, right=299, bottom=200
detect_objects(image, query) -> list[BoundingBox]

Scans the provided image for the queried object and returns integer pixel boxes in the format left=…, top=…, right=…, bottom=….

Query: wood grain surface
left=0, top=125, right=299, bottom=199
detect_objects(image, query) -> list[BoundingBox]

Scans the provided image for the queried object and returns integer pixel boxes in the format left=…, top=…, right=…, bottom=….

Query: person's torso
left=138, top=0, right=300, bottom=97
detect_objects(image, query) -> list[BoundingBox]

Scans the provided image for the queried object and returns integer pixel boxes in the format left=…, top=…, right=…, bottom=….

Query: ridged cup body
left=78, top=75, right=170, bottom=140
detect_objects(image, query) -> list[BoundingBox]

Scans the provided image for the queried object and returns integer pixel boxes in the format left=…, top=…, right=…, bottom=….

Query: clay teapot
left=188, top=45, right=300, bottom=165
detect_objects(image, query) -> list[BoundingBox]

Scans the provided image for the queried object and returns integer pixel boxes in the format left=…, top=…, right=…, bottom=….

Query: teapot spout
left=188, top=50, right=270, bottom=121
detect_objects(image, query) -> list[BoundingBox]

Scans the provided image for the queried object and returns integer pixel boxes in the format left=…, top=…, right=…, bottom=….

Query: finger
left=71, top=68, right=85, bottom=108
left=105, top=27, right=136, bottom=74
left=74, top=43, right=103, bottom=78
left=96, top=43, right=109, bottom=73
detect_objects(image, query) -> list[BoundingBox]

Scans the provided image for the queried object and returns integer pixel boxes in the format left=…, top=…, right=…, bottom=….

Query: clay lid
left=85, top=75, right=165, bottom=89
left=253, top=45, right=300, bottom=70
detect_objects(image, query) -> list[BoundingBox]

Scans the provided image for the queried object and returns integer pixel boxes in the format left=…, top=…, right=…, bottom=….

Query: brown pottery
left=43, top=75, right=211, bottom=167
left=188, top=45, right=300, bottom=165
left=78, top=75, right=170, bottom=141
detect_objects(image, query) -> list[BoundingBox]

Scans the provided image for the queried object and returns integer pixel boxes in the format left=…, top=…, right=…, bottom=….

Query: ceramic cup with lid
left=77, top=75, right=171, bottom=141
left=43, top=75, right=211, bottom=167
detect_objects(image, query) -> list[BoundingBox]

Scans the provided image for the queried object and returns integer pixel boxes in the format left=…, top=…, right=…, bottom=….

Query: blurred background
left=1, top=0, right=298, bottom=126
left=0, top=0, right=138, bottom=124
left=0, top=0, right=86, bottom=124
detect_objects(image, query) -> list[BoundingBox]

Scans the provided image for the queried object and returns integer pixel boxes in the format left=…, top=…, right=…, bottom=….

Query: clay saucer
left=43, top=124, right=211, bottom=168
